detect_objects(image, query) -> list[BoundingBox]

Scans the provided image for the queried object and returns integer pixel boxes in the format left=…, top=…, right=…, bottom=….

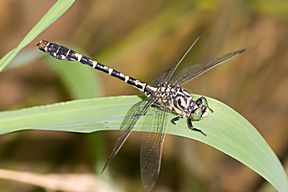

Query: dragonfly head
left=190, top=96, right=213, bottom=121
left=36, top=40, right=49, bottom=52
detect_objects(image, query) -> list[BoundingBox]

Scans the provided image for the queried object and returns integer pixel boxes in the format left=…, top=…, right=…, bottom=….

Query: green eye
left=191, top=108, right=202, bottom=121
left=202, top=99, right=208, bottom=106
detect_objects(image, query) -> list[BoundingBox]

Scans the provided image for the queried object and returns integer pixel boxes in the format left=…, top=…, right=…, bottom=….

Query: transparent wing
left=151, top=35, right=200, bottom=86
left=171, top=49, right=246, bottom=85
left=140, top=107, right=167, bottom=192
left=101, top=98, right=154, bottom=172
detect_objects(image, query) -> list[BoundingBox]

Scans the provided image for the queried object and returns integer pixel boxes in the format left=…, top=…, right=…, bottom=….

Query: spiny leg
left=171, top=116, right=181, bottom=125
left=187, top=118, right=207, bottom=136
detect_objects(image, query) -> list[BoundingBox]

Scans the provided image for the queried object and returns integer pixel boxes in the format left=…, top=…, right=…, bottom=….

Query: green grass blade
left=0, top=95, right=287, bottom=191
left=0, top=0, right=75, bottom=71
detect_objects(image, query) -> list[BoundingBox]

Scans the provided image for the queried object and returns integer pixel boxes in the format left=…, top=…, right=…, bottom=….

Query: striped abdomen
left=37, top=40, right=149, bottom=93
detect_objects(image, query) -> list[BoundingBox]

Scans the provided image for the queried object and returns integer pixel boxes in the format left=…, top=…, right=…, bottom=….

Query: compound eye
left=196, top=99, right=202, bottom=107
left=191, top=108, right=202, bottom=121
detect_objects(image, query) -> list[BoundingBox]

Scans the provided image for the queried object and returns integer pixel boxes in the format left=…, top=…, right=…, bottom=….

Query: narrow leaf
left=0, top=95, right=286, bottom=192
left=0, top=0, right=75, bottom=71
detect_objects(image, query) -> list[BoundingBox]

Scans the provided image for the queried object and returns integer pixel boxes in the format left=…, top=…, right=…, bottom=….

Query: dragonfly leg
left=209, top=107, right=214, bottom=113
left=171, top=116, right=181, bottom=125
left=187, top=118, right=207, bottom=136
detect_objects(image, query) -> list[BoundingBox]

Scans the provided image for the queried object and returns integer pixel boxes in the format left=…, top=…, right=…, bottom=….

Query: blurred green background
left=0, top=0, right=287, bottom=191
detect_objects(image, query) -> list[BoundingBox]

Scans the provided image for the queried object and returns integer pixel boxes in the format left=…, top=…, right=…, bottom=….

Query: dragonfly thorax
left=149, top=82, right=192, bottom=116
left=148, top=82, right=211, bottom=121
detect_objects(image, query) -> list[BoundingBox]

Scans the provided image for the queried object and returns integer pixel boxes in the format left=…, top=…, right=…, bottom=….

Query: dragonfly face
left=189, top=96, right=211, bottom=121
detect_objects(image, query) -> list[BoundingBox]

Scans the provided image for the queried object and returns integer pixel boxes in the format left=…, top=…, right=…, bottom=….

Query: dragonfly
left=37, top=36, right=245, bottom=192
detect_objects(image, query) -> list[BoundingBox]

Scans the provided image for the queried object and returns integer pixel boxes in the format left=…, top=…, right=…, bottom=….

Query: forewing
left=171, top=49, right=245, bottom=85
left=140, top=107, right=167, bottom=192
left=102, top=98, right=154, bottom=173
left=151, top=35, right=200, bottom=86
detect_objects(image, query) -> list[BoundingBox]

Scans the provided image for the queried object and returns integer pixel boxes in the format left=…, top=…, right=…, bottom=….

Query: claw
left=190, top=128, right=207, bottom=136
left=187, top=118, right=207, bottom=136
left=209, top=107, right=214, bottom=113
left=171, top=116, right=180, bottom=125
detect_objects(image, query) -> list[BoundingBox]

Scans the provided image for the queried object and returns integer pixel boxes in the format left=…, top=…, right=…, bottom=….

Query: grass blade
left=0, top=0, right=75, bottom=71
left=0, top=95, right=286, bottom=191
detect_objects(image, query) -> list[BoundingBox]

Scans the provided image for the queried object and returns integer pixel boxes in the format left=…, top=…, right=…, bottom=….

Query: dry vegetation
left=0, top=0, right=287, bottom=191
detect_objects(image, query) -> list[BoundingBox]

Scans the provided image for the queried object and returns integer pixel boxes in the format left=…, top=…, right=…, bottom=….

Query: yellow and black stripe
left=37, top=40, right=149, bottom=93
